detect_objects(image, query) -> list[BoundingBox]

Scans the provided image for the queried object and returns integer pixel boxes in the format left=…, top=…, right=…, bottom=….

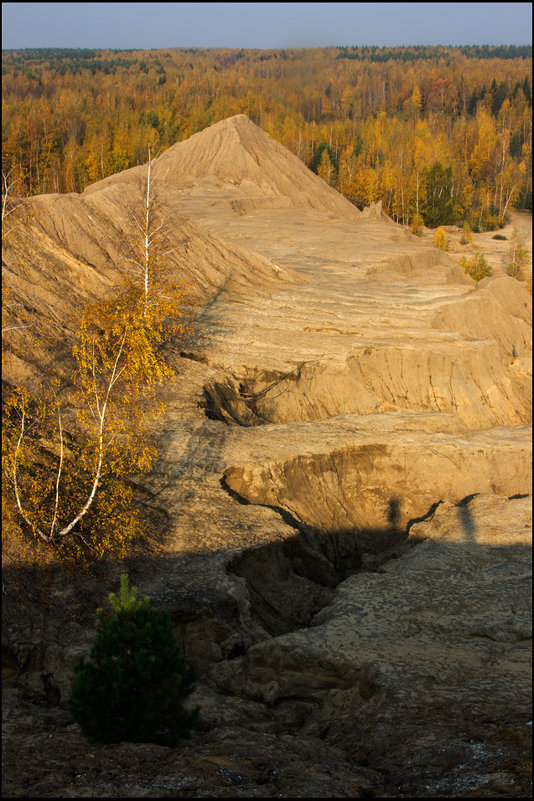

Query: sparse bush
left=434, top=227, right=448, bottom=251
left=460, top=221, right=473, bottom=245
left=485, top=214, right=500, bottom=231
left=410, top=214, right=424, bottom=236
left=506, top=227, right=530, bottom=280
left=69, top=574, right=198, bottom=746
left=460, top=253, right=492, bottom=282
left=492, top=233, right=507, bottom=240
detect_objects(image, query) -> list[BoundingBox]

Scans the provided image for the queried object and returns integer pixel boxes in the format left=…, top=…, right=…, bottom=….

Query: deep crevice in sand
left=221, top=474, right=440, bottom=638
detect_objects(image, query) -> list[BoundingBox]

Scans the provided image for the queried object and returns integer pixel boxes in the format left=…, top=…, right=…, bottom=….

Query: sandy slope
left=2, top=114, right=532, bottom=798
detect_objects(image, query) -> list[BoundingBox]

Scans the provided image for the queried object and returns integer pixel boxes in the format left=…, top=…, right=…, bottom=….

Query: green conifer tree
left=69, top=574, right=198, bottom=746
left=421, top=161, right=455, bottom=227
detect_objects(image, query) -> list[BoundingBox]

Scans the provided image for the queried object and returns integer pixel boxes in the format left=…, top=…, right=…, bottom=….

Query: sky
left=2, top=2, right=532, bottom=51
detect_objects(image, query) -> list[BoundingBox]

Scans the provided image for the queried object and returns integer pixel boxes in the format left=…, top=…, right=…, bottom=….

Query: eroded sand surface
left=2, top=115, right=532, bottom=797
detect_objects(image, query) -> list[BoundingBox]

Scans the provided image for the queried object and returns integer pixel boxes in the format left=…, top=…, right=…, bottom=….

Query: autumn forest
left=2, top=44, right=532, bottom=231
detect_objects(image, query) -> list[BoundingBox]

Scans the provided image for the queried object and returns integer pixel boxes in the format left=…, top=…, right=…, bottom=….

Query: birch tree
left=2, top=169, right=34, bottom=343
left=2, top=166, right=25, bottom=242
left=3, top=300, right=162, bottom=560
left=506, top=227, right=531, bottom=280
left=2, top=150, right=196, bottom=562
left=122, top=148, right=194, bottom=340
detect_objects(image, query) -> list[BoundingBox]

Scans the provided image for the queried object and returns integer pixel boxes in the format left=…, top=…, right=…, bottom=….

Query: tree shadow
left=387, top=497, right=401, bottom=531
left=456, top=493, right=479, bottom=543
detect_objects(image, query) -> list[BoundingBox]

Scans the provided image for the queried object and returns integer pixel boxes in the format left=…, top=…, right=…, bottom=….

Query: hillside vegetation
left=2, top=45, right=532, bottom=230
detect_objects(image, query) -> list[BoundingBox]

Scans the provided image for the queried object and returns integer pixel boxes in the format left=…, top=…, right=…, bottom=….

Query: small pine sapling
left=69, top=574, right=198, bottom=746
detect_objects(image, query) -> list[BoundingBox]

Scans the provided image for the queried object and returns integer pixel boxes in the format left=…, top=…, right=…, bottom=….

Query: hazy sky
left=2, top=2, right=532, bottom=50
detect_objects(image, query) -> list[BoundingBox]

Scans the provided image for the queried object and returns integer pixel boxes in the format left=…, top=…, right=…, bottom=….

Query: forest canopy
left=2, top=45, right=532, bottom=230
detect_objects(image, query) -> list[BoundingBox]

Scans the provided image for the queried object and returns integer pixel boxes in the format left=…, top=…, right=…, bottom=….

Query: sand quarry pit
left=2, top=115, right=532, bottom=798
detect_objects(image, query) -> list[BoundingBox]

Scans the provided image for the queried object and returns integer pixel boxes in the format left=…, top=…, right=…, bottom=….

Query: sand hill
left=84, top=114, right=361, bottom=220
left=2, top=114, right=532, bottom=798
left=2, top=177, right=296, bottom=386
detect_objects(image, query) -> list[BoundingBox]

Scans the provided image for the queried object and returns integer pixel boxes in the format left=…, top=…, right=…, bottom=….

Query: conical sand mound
left=86, top=115, right=360, bottom=220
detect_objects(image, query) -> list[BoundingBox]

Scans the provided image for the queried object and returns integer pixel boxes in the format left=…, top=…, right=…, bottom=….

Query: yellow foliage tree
left=404, top=85, right=422, bottom=123
left=3, top=316, right=155, bottom=560
left=337, top=148, right=359, bottom=204
left=317, top=146, right=335, bottom=186
left=460, top=253, right=492, bottom=282
left=2, top=152, right=196, bottom=563
left=507, top=227, right=531, bottom=280
left=434, top=227, right=448, bottom=251
left=460, top=221, right=473, bottom=244
left=470, top=110, right=498, bottom=186
left=410, top=214, right=424, bottom=236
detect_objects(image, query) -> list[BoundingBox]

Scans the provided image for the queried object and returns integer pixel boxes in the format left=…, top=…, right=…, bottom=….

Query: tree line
left=2, top=46, right=531, bottom=230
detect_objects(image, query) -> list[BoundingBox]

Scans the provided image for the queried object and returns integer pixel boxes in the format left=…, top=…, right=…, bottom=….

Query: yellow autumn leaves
left=2, top=159, right=196, bottom=565
left=3, top=285, right=194, bottom=565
